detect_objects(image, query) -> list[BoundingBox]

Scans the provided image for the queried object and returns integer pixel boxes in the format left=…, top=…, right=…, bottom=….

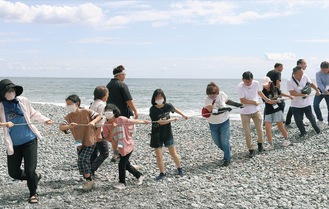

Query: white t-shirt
left=89, top=99, right=106, bottom=128
left=204, top=92, right=229, bottom=124
left=237, top=80, right=261, bottom=114
left=287, top=74, right=313, bottom=108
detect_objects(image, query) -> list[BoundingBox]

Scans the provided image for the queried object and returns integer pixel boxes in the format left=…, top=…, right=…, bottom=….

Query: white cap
left=261, top=76, right=271, bottom=86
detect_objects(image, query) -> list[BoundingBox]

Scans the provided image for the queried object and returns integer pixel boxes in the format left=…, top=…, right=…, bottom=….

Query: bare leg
left=277, top=121, right=288, bottom=139
left=168, top=146, right=181, bottom=168
left=155, top=148, right=165, bottom=173
left=265, top=122, right=273, bottom=142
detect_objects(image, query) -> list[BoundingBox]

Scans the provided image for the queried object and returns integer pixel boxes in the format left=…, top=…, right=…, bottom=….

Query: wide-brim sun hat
left=261, top=76, right=271, bottom=86
left=0, top=79, right=23, bottom=98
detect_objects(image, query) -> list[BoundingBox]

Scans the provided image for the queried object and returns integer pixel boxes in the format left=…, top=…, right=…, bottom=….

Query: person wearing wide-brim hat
left=0, top=79, right=53, bottom=204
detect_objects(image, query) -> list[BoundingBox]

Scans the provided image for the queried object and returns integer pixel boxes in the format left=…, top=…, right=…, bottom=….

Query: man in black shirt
left=266, top=63, right=285, bottom=114
left=267, top=63, right=283, bottom=89
left=106, top=65, right=138, bottom=119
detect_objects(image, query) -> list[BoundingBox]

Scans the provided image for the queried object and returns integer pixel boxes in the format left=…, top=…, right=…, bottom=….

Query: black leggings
left=7, top=138, right=38, bottom=197
left=118, top=151, right=141, bottom=184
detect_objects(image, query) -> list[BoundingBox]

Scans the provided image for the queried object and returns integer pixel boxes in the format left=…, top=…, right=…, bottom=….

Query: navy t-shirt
left=149, top=103, right=175, bottom=141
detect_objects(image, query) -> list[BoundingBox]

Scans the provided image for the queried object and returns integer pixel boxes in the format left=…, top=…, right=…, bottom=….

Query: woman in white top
left=204, top=82, right=242, bottom=166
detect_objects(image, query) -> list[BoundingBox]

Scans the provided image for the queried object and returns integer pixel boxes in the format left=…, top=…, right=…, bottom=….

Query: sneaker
left=82, top=179, right=95, bottom=191
left=249, top=150, right=255, bottom=158
left=136, top=175, right=144, bottom=186
left=177, top=168, right=184, bottom=177
left=222, top=160, right=231, bottom=167
left=155, top=172, right=166, bottom=180
left=113, top=183, right=126, bottom=190
left=282, top=140, right=291, bottom=147
left=257, top=143, right=264, bottom=153
left=265, top=141, right=274, bottom=150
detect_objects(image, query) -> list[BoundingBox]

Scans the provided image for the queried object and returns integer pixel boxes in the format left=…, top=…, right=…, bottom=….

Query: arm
left=156, top=118, right=179, bottom=125
left=0, top=122, right=14, bottom=128
left=127, top=100, right=138, bottom=119
left=258, top=91, right=275, bottom=104
left=289, top=90, right=308, bottom=97
left=310, top=82, right=321, bottom=95
left=280, top=92, right=293, bottom=99
left=174, top=108, right=188, bottom=120
left=88, top=114, right=103, bottom=127
left=133, top=119, right=151, bottom=125
left=275, top=80, right=281, bottom=89
left=59, top=122, right=78, bottom=132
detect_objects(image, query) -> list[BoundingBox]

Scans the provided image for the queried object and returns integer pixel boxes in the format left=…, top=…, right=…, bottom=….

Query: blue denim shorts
left=160, top=137, right=174, bottom=148
left=264, top=111, right=284, bottom=123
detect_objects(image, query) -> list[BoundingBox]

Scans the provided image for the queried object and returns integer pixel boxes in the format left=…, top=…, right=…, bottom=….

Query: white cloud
left=0, top=0, right=298, bottom=28
left=296, top=39, right=329, bottom=43
left=0, top=1, right=104, bottom=25
left=265, top=52, right=296, bottom=60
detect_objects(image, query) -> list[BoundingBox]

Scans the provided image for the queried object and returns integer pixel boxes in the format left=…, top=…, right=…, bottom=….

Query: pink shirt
left=103, top=116, right=135, bottom=156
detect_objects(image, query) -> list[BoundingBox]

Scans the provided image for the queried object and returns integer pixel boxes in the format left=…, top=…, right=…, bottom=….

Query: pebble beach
left=0, top=103, right=329, bottom=209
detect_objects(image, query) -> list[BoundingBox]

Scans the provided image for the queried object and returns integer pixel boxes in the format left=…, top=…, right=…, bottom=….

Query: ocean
left=4, top=77, right=325, bottom=120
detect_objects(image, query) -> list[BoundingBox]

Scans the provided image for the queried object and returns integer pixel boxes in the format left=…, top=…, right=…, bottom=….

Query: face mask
left=67, top=104, right=77, bottom=113
left=5, top=91, right=16, bottom=101
left=155, top=99, right=164, bottom=105
left=104, top=111, right=114, bottom=119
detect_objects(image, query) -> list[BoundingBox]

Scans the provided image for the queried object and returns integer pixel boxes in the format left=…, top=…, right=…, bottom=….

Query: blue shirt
left=316, top=71, right=329, bottom=93
left=3, top=99, right=36, bottom=146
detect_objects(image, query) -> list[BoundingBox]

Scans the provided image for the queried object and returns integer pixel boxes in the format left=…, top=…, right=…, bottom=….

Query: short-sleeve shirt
left=266, top=69, right=281, bottom=87
left=149, top=103, right=175, bottom=142
left=262, top=87, right=283, bottom=115
left=106, top=78, right=133, bottom=117
left=287, top=74, right=313, bottom=108
left=64, top=109, right=99, bottom=147
left=89, top=99, right=106, bottom=131
left=204, top=91, right=229, bottom=124
left=237, top=80, right=261, bottom=114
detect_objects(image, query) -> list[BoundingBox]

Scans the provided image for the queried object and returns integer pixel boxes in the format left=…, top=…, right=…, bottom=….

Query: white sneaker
left=265, top=142, right=274, bottom=150
left=82, top=180, right=94, bottom=191
left=136, top=175, right=144, bottom=186
left=114, top=183, right=126, bottom=190
left=282, top=140, right=291, bottom=147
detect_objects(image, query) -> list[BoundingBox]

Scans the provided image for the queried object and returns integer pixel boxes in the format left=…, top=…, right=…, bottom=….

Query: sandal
left=28, top=195, right=39, bottom=204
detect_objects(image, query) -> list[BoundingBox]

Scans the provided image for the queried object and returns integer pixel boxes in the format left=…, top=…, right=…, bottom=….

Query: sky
left=0, top=0, right=329, bottom=79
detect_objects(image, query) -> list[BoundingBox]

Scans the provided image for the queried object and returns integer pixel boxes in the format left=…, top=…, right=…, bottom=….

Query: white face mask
left=67, top=104, right=77, bottom=113
left=155, top=99, right=164, bottom=105
left=104, top=111, right=114, bottom=119
left=5, top=91, right=16, bottom=101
